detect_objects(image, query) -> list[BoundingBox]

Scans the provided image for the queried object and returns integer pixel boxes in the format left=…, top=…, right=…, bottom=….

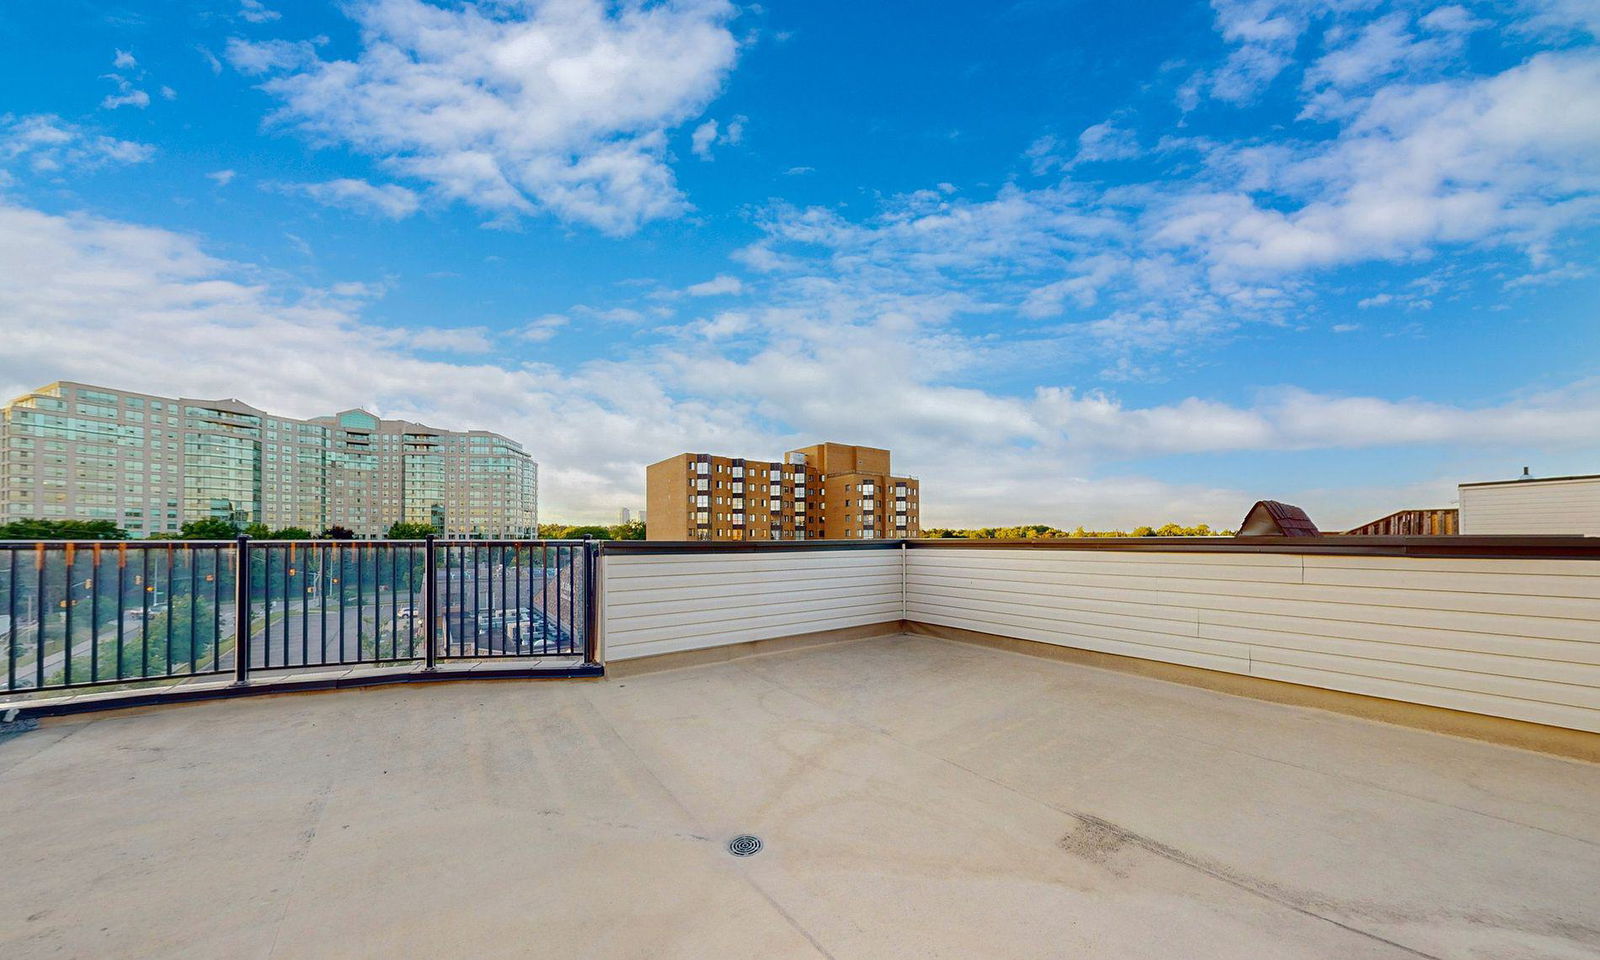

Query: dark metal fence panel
left=0, top=541, right=239, bottom=694
left=1, top=538, right=595, bottom=697
left=435, top=540, right=585, bottom=660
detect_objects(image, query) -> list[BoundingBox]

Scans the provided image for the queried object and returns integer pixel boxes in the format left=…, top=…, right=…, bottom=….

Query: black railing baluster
left=390, top=545, right=398, bottom=661
left=320, top=544, right=330, bottom=665
left=282, top=544, right=291, bottom=668
left=262, top=546, right=273, bottom=671
left=7, top=549, right=16, bottom=691
left=163, top=545, right=176, bottom=676
left=424, top=536, right=437, bottom=669
left=139, top=547, right=150, bottom=682
left=583, top=537, right=598, bottom=665
left=211, top=546, right=221, bottom=674
left=299, top=544, right=308, bottom=667
left=234, top=535, right=250, bottom=685
left=356, top=543, right=365, bottom=663
left=189, top=546, right=198, bottom=675
left=90, top=544, right=101, bottom=682
left=338, top=543, right=347, bottom=662
left=116, top=545, right=126, bottom=681
left=34, top=544, right=45, bottom=690
left=64, top=544, right=75, bottom=686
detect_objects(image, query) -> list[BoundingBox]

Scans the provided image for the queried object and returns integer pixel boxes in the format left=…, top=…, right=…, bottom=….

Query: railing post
left=423, top=534, right=438, bottom=671
left=582, top=535, right=600, bottom=666
left=233, top=535, right=251, bottom=685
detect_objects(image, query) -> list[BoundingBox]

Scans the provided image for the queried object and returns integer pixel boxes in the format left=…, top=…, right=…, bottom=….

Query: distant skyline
left=1, top=0, right=1597, bottom=529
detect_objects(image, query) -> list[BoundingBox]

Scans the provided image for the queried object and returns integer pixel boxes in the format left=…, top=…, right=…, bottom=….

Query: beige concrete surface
left=2, top=633, right=1598, bottom=960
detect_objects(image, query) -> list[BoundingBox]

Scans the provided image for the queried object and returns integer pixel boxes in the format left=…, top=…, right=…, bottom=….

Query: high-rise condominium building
left=0, top=381, right=538, bottom=539
left=646, top=442, right=920, bottom=541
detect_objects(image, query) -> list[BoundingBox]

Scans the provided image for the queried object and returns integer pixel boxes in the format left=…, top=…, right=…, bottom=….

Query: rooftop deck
left=4, top=632, right=1597, bottom=959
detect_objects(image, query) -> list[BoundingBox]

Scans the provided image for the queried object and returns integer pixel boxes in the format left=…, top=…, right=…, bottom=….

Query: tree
left=559, top=525, right=612, bottom=540
left=385, top=521, right=438, bottom=539
left=180, top=517, right=239, bottom=540
left=0, top=518, right=127, bottom=540
left=608, top=519, right=646, bottom=540
left=242, top=522, right=273, bottom=539
left=270, top=527, right=314, bottom=540
left=320, top=525, right=355, bottom=540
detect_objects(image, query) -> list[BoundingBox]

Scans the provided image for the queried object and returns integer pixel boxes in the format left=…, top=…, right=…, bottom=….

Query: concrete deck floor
left=2, top=633, right=1598, bottom=960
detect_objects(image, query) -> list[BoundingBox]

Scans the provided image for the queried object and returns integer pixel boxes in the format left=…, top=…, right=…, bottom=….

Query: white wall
left=602, top=548, right=903, bottom=661
left=1459, top=477, right=1600, bottom=535
left=905, top=548, right=1600, bottom=734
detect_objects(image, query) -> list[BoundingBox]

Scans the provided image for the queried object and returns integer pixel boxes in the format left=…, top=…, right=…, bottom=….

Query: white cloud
left=288, top=178, right=422, bottom=219
left=690, top=114, right=745, bottom=160
left=113, top=49, right=137, bottom=70
left=691, top=119, right=718, bottom=160
left=0, top=114, right=155, bottom=173
left=239, top=0, right=281, bottom=24
left=225, top=37, right=319, bottom=75
left=231, top=0, right=740, bottom=234
left=2, top=197, right=1598, bottom=528
left=409, top=326, right=493, bottom=353
left=685, top=274, right=743, bottom=296
left=520, top=313, right=569, bottom=342
left=1151, top=51, right=1600, bottom=276
left=1074, top=121, right=1140, bottom=164
left=100, top=85, right=150, bottom=110
left=197, top=45, right=224, bottom=75
left=207, top=169, right=237, bottom=186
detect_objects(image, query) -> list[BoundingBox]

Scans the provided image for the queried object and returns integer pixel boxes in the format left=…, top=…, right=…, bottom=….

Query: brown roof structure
left=1237, top=500, right=1321, bottom=537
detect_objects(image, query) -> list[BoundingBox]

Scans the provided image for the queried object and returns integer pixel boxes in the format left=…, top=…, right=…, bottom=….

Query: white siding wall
left=906, top=548, right=1600, bottom=734
left=1459, top=478, right=1600, bottom=535
left=603, top=549, right=903, bottom=661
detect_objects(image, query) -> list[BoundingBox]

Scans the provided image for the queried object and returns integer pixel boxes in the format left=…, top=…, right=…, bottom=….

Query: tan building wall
left=645, top=442, right=919, bottom=541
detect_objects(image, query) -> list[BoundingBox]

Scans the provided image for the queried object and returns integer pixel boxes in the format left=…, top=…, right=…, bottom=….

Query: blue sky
left=1, top=0, right=1597, bottom=528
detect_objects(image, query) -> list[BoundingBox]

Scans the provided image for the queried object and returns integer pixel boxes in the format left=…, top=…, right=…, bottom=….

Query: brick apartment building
left=645, top=442, right=920, bottom=541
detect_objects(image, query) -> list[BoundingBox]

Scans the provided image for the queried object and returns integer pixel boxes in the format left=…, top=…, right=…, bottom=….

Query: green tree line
left=920, top=523, right=1233, bottom=539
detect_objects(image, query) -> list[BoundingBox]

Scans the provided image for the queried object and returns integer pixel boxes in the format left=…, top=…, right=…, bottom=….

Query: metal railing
left=0, top=535, right=597, bottom=697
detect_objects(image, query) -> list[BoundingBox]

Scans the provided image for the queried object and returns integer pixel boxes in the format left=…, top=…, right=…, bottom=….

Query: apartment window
left=695, top=461, right=709, bottom=474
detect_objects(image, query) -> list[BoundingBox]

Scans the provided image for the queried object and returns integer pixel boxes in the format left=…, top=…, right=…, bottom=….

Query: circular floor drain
left=728, top=834, right=763, bottom=857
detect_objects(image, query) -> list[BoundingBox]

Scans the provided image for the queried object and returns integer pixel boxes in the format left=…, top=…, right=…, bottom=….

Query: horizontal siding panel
left=905, top=548, right=1600, bottom=734
left=1200, top=621, right=1600, bottom=705
left=909, top=572, right=1599, bottom=646
left=1301, top=559, right=1600, bottom=600
left=912, top=607, right=1250, bottom=675
left=609, top=588, right=899, bottom=631
left=603, top=550, right=902, bottom=660
left=610, top=601, right=903, bottom=653
left=1250, top=661, right=1600, bottom=734
left=613, top=608, right=903, bottom=661
left=1197, top=607, right=1600, bottom=666
left=609, top=577, right=902, bottom=615
left=906, top=563, right=1600, bottom=621
left=910, top=551, right=1303, bottom=584
left=605, top=553, right=899, bottom=581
